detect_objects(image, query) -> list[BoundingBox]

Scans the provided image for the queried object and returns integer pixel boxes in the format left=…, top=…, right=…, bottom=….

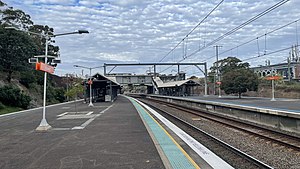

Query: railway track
left=138, top=98, right=274, bottom=169
left=145, top=98, right=300, bottom=152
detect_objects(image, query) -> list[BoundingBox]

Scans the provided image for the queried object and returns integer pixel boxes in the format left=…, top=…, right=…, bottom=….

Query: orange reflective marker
left=266, top=76, right=280, bottom=80
left=36, top=62, right=54, bottom=74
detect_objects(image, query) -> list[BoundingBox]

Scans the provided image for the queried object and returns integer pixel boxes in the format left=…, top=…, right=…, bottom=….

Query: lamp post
left=73, top=65, right=103, bottom=107
left=5, top=26, right=89, bottom=131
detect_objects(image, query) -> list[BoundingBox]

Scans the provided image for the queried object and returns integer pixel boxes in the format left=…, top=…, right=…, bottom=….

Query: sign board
left=216, top=81, right=222, bottom=85
left=105, top=95, right=111, bottom=102
left=28, top=58, right=38, bottom=63
left=266, top=76, right=280, bottom=80
left=36, top=62, right=54, bottom=74
left=88, top=80, right=93, bottom=85
left=34, top=55, right=56, bottom=58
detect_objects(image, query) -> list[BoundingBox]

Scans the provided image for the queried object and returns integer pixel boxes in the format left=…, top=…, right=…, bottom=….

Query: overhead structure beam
left=103, top=62, right=208, bottom=96
left=104, top=63, right=206, bottom=66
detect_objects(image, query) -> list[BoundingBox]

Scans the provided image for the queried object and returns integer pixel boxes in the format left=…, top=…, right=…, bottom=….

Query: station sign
left=36, top=62, right=55, bottom=74
left=266, top=76, right=280, bottom=80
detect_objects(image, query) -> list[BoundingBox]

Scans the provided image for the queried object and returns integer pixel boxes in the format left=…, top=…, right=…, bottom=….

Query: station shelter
left=84, top=73, right=121, bottom=102
left=153, top=77, right=199, bottom=96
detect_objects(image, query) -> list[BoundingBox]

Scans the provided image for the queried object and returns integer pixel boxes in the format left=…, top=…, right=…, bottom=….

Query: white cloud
left=4, top=0, right=300, bottom=76
left=23, top=0, right=76, bottom=5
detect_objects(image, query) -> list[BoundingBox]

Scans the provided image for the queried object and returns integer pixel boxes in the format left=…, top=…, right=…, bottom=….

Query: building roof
left=153, top=77, right=198, bottom=88
left=92, top=73, right=120, bottom=86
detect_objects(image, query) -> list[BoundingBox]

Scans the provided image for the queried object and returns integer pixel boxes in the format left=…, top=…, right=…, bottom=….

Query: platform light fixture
left=5, top=26, right=89, bottom=131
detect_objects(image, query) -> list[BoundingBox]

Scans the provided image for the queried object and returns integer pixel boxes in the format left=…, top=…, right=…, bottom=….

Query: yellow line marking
left=136, top=100, right=200, bottom=169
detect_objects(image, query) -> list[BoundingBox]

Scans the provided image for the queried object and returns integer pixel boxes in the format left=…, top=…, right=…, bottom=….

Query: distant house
left=251, top=62, right=300, bottom=81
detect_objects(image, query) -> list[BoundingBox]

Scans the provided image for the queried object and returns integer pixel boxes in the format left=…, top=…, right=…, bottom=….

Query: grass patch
left=0, top=106, right=23, bottom=115
left=277, top=84, right=300, bottom=92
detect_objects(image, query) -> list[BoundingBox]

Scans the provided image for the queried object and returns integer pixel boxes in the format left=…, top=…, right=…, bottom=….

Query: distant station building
left=152, top=77, right=199, bottom=96
left=106, top=72, right=188, bottom=94
left=252, top=62, right=300, bottom=81
left=251, top=45, right=300, bottom=81
left=84, top=73, right=121, bottom=102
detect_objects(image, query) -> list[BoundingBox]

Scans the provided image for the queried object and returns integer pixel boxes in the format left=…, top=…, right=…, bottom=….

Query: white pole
left=271, top=79, right=276, bottom=101
left=215, top=45, right=222, bottom=98
left=88, top=68, right=94, bottom=107
left=218, top=75, right=221, bottom=98
left=36, top=35, right=52, bottom=131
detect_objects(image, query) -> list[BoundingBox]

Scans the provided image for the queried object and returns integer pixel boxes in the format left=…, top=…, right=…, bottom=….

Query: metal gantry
left=103, top=62, right=208, bottom=96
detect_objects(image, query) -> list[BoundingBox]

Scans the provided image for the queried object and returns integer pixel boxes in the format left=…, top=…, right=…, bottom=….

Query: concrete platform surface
left=0, top=97, right=164, bottom=169
left=186, top=95, right=300, bottom=113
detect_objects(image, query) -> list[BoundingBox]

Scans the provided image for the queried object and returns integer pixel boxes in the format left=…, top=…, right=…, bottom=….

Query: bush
left=0, top=85, right=31, bottom=109
left=47, top=86, right=66, bottom=104
left=20, top=71, right=36, bottom=88
left=0, top=102, right=5, bottom=109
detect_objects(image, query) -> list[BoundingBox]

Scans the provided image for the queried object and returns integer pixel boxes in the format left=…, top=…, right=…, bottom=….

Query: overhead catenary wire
left=201, top=18, right=300, bottom=63
left=158, top=0, right=225, bottom=62
left=192, top=0, right=290, bottom=61
left=242, top=45, right=300, bottom=62
left=218, top=18, right=300, bottom=58
left=159, top=0, right=290, bottom=73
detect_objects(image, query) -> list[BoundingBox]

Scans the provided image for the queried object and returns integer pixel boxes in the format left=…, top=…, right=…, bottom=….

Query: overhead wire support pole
left=214, top=45, right=222, bottom=98
left=195, top=64, right=208, bottom=96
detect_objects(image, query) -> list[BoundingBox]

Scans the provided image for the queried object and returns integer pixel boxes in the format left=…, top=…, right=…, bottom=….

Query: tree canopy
left=0, top=27, right=37, bottom=82
left=210, top=57, right=250, bottom=74
left=0, top=2, right=59, bottom=81
left=209, top=57, right=258, bottom=98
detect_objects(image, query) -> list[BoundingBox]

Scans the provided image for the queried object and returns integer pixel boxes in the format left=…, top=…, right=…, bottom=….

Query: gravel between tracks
left=144, top=99, right=300, bottom=169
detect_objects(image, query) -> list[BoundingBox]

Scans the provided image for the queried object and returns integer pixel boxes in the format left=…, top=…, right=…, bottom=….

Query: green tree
left=20, top=70, right=37, bottom=88
left=221, top=68, right=258, bottom=98
left=210, top=57, right=249, bottom=75
left=0, top=85, right=31, bottom=109
left=0, top=27, right=37, bottom=82
left=0, top=5, right=33, bottom=30
left=29, top=24, right=59, bottom=57
left=65, top=84, right=84, bottom=100
left=0, top=1, right=64, bottom=109
left=0, top=1, right=5, bottom=7
left=65, top=84, right=84, bottom=113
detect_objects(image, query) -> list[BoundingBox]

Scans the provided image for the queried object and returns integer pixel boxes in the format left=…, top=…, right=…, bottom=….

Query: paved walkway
left=0, top=97, right=164, bottom=169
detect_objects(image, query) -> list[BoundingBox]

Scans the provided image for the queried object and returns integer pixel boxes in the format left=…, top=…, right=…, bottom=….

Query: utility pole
left=214, top=45, right=222, bottom=98
left=288, top=54, right=291, bottom=82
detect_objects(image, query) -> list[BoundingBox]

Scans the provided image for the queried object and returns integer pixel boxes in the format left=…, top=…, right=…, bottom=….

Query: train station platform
left=0, top=95, right=233, bottom=169
left=187, top=95, right=300, bottom=113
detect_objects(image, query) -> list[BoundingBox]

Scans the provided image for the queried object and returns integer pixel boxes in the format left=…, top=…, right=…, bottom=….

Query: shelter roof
left=92, top=73, right=120, bottom=86
left=153, top=77, right=198, bottom=88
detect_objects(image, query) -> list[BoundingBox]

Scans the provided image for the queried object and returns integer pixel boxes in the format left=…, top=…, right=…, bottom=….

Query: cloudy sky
left=4, top=0, right=300, bottom=77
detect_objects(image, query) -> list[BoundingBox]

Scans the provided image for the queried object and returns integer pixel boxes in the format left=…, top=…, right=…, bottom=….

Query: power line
left=188, top=0, right=290, bottom=60
left=159, top=0, right=290, bottom=73
left=219, top=18, right=300, bottom=57
left=158, top=0, right=224, bottom=62
left=200, top=18, right=300, bottom=63
left=242, top=45, right=299, bottom=62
